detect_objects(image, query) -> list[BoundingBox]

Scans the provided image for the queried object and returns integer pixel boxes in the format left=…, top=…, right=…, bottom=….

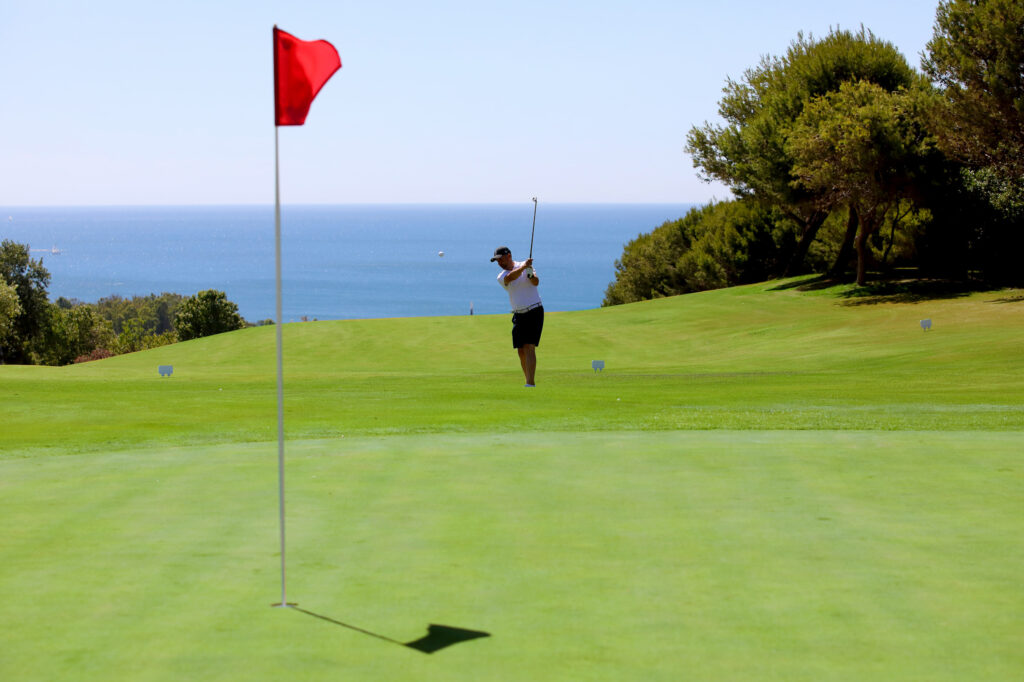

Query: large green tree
left=923, top=0, right=1024, bottom=184
left=174, top=290, right=245, bottom=341
left=787, top=81, right=937, bottom=285
left=686, top=28, right=920, bottom=275
left=0, top=240, right=51, bottom=364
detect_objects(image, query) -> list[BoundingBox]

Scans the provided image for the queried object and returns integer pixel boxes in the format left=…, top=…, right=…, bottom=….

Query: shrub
left=74, top=348, right=114, bottom=364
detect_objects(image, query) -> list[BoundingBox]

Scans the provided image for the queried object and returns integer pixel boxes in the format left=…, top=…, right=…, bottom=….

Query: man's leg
left=519, top=344, right=537, bottom=385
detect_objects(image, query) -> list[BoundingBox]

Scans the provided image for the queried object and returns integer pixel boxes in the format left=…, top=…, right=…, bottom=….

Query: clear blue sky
left=1, top=0, right=941, bottom=206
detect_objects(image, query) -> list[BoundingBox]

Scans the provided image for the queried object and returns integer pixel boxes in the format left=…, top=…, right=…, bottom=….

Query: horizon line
left=2, top=200, right=710, bottom=210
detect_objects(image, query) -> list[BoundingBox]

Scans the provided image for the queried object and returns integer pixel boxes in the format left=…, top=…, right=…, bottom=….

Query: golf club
left=529, top=197, right=538, bottom=259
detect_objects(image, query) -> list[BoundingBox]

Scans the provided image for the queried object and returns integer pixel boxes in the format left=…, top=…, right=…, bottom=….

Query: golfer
left=491, top=246, right=543, bottom=387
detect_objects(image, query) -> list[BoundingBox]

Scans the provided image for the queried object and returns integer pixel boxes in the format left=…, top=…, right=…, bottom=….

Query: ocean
left=1, top=204, right=695, bottom=322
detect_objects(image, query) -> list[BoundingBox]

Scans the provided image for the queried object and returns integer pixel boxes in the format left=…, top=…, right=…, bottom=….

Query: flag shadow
left=292, top=607, right=490, bottom=654
left=405, top=624, right=491, bottom=654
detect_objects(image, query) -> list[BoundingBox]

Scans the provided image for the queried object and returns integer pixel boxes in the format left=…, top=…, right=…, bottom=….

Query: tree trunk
left=855, top=229, right=869, bottom=286
left=855, top=209, right=879, bottom=286
left=880, top=203, right=909, bottom=269
left=828, top=207, right=859, bottom=279
left=783, top=211, right=828, bottom=277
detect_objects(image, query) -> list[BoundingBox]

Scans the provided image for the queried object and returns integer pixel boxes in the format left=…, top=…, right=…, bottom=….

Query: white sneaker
left=525, top=383, right=535, bottom=387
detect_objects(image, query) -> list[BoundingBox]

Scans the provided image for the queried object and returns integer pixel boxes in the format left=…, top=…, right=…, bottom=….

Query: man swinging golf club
left=492, top=199, right=543, bottom=386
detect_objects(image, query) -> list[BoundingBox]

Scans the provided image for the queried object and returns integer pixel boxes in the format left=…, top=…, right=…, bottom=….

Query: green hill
left=3, top=278, right=1022, bottom=456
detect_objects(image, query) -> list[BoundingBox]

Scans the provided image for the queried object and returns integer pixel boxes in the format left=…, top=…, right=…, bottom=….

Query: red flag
left=273, top=27, right=341, bottom=126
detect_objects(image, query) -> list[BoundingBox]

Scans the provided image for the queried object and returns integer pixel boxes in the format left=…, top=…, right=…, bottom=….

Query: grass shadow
left=987, top=294, right=1024, bottom=304
left=767, top=274, right=839, bottom=292
left=837, top=279, right=988, bottom=306
left=291, top=607, right=490, bottom=655
left=768, top=272, right=1004, bottom=306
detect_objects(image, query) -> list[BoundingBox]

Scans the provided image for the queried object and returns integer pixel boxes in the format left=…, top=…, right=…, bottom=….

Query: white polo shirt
left=498, top=261, right=542, bottom=312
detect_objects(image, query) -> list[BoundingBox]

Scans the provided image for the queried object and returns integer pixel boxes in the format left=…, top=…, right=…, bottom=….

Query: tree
left=923, top=0, right=1024, bottom=183
left=93, top=292, right=184, bottom=335
left=786, top=81, right=937, bottom=285
left=112, top=318, right=148, bottom=354
left=174, top=290, right=245, bottom=341
left=149, top=293, right=184, bottom=334
left=674, top=200, right=792, bottom=291
left=603, top=199, right=791, bottom=305
left=0, top=240, right=51, bottom=364
left=38, top=304, right=115, bottom=366
left=0, top=281, right=21, bottom=360
left=686, top=28, right=920, bottom=275
left=108, top=317, right=177, bottom=354
left=603, top=217, right=695, bottom=305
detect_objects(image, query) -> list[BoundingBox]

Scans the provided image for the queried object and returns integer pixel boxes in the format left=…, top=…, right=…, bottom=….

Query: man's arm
left=503, top=258, right=534, bottom=285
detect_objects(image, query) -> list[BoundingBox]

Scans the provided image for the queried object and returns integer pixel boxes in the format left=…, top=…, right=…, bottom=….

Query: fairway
left=2, top=280, right=1022, bottom=680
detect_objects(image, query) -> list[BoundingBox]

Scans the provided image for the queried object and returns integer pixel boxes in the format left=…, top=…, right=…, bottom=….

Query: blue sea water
left=1, top=204, right=695, bottom=322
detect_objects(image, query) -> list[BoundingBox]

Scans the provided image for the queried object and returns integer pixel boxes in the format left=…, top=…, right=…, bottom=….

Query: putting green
left=1, top=431, right=1021, bottom=681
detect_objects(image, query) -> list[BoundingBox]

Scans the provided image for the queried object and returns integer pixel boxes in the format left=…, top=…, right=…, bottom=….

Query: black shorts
left=511, top=305, right=544, bottom=348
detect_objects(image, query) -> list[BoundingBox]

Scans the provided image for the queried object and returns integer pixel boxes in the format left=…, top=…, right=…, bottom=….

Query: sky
left=1, top=0, right=942, bottom=206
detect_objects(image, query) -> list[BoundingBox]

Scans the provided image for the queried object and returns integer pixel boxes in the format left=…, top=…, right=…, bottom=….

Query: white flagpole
left=270, top=22, right=340, bottom=609
left=273, top=124, right=291, bottom=608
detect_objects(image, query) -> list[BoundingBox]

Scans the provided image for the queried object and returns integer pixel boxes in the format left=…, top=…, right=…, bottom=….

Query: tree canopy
left=0, top=240, right=52, bottom=363
left=0, top=281, right=21, bottom=349
left=40, top=305, right=116, bottom=366
left=0, top=240, right=221, bottom=365
left=603, top=200, right=792, bottom=305
left=787, top=80, right=938, bottom=284
left=174, top=290, right=245, bottom=341
left=923, top=0, right=1024, bottom=183
left=685, top=28, right=921, bottom=276
left=608, top=9, right=1024, bottom=305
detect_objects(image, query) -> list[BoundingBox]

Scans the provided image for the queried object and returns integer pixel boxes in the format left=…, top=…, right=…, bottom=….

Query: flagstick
left=270, top=22, right=340, bottom=610
left=272, top=125, right=293, bottom=608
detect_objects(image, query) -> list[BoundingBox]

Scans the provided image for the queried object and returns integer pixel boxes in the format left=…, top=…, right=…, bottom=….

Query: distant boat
left=31, top=245, right=62, bottom=255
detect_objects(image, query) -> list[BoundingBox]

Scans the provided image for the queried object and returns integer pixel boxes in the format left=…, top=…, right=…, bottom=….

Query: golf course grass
left=2, top=278, right=1022, bottom=680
